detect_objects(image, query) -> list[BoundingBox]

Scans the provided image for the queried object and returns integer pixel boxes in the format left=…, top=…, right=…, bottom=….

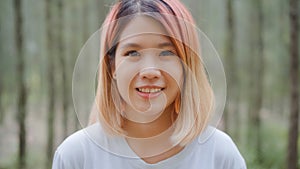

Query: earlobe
left=174, top=93, right=181, bottom=114
left=113, top=72, right=117, bottom=79
left=110, top=57, right=116, bottom=79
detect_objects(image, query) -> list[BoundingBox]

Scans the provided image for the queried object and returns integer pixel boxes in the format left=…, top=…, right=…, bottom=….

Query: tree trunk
left=57, top=0, right=69, bottom=138
left=223, top=0, right=237, bottom=135
left=0, top=9, right=3, bottom=125
left=254, top=0, right=264, bottom=163
left=45, top=0, right=56, bottom=168
left=287, top=0, right=299, bottom=168
left=247, top=0, right=264, bottom=163
left=0, top=81, right=3, bottom=124
left=14, top=0, right=27, bottom=168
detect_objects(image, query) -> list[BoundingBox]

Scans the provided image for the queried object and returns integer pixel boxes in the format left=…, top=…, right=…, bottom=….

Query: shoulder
left=52, top=129, right=87, bottom=169
left=196, top=128, right=247, bottom=169
left=208, top=129, right=238, bottom=149
left=209, top=129, right=243, bottom=158
left=53, top=123, right=107, bottom=169
left=54, top=123, right=106, bottom=156
left=52, top=123, right=117, bottom=169
left=56, top=129, right=86, bottom=155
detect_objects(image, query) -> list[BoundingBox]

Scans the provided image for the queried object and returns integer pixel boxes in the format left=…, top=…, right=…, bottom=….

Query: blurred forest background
left=0, top=0, right=299, bottom=169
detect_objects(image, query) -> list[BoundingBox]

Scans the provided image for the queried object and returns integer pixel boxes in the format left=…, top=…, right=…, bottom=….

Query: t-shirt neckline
left=120, top=134, right=197, bottom=168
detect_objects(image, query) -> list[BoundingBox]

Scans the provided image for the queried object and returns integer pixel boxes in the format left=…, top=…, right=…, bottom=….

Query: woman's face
left=113, top=16, right=183, bottom=123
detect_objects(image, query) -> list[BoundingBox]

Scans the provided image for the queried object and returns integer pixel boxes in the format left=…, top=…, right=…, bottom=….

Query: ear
left=174, top=92, right=181, bottom=114
left=112, top=72, right=117, bottom=79
left=109, top=55, right=116, bottom=79
left=111, top=64, right=116, bottom=79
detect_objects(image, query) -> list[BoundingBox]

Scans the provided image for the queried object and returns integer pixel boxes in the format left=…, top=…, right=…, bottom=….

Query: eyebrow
left=119, top=43, right=140, bottom=49
left=158, top=42, right=174, bottom=48
left=119, top=42, right=174, bottom=49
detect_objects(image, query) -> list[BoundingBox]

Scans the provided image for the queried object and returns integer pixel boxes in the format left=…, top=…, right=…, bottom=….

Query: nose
left=139, top=67, right=161, bottom=79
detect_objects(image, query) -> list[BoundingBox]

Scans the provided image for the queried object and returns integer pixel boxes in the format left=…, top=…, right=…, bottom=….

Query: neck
left=122, top=105, right=176, bottom=138
left=122, top=105, right=183, bottom=163
left=123, top=105, right=183, bottom=163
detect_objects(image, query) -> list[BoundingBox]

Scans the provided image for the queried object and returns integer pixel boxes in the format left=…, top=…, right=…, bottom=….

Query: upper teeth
left=138, top=88, right=162, bottom=93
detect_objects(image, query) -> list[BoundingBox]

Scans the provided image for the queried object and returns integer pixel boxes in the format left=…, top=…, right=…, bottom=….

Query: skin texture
left=113, top=16, right=184, bottom=163
left=114, top=15, right=183, bottom=125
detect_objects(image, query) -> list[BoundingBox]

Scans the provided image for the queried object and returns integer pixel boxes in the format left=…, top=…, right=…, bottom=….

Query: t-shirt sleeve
left=51, top=131, right=85, bottom=169
left=227, top=139, right=247, bottom=169
left=224, top=145, right=247, bottom=169
left=52, top=151, right=65, bottom=169
left=214, top=131, right=247, bottom=169
left=52, top=149, right=84, bottom=169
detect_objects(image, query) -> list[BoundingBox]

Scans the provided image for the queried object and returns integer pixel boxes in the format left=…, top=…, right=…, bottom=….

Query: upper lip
left=135, top=85, right=165, bottom=92
left=136, top=85, right=164, bottom=89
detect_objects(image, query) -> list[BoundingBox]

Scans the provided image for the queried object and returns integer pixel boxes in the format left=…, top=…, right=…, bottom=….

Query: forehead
left=118, top=15, right=169, bottom=42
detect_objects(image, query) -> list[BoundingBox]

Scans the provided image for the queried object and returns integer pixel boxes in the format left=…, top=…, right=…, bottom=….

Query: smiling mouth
left=136, top=88, right=164, bottom=93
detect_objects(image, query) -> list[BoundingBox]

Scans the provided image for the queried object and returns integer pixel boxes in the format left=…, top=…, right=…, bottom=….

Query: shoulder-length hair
left=96, top=0, right=214, bottom=146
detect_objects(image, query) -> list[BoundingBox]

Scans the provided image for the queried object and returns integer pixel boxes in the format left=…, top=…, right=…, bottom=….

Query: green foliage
left=0, top=149, right=46, bottom=169
left=0, top=0, right=298, bottom=168
left=237, top=120, right=298, bottom=169
left=0, top=153, right=18, bottom=169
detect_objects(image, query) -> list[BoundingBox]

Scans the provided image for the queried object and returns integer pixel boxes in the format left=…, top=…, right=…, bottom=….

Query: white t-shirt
left=52, top=123, right=246, bottom=169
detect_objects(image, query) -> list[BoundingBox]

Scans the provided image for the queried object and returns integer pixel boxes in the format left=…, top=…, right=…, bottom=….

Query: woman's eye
left=159, top=50, right=176, bottom=56
left=124, top=50, right=140, bottom=57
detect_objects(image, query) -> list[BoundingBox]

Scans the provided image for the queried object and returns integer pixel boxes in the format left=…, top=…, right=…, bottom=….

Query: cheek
left=161, top=61, right=183, bottom=90
left=173, top=68, right=183, bottom=87
left=168, top=75, right=182, bottom=98
left=115, top=72, right=130, bottom=100
left=114, top=60, right=139, bottom=99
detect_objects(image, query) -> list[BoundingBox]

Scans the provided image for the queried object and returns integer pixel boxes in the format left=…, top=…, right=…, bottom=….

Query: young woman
left=52, top=0, right=246, bottom=168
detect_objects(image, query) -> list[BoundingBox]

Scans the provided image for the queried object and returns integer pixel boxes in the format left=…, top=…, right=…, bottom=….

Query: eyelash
left=159, top=50, right=176, bottom=56
left=123, top=50, right=176, bottom=57
left=124, top=50, right=140, bottom=57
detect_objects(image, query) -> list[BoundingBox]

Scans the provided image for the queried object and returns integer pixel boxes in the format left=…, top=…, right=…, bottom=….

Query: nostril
left=139, top=67, right=161, bottom=79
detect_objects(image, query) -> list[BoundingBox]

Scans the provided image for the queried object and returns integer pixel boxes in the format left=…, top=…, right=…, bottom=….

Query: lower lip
left=137, top=91, right=162, bottom=99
